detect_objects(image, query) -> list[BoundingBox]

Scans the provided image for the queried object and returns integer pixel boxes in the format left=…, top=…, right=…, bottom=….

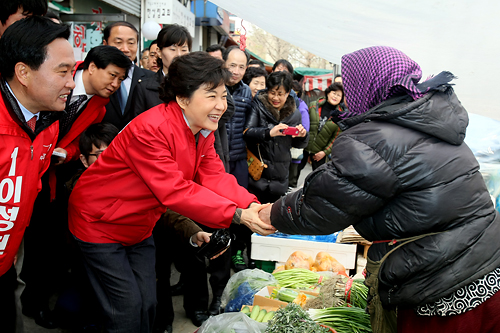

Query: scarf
left=341, top=46, right=455, bottom=117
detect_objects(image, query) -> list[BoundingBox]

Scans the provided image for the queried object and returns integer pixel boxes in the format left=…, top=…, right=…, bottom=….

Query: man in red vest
left=0, top=16, right=75, bottom=332
left=21, top=45, right=131, bottom=329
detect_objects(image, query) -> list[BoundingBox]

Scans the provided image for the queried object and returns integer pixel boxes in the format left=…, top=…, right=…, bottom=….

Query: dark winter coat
left=226, top=81, right=252, bottom=162
left=102, top=64, right=154, bottom=130
left=270, top=87, right=500, bottom=307
left=244, top=90, right=309, bottom=196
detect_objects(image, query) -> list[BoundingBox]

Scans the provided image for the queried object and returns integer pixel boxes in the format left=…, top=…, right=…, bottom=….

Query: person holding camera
left=68, top=52, right=275, bottom=333
left=244, top=71, right=308, bottom=204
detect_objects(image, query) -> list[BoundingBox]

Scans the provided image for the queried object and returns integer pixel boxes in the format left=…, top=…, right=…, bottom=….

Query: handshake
left=238, top=202, right=275, bottom=236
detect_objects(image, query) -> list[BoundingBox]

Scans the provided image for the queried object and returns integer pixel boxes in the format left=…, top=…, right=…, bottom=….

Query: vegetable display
left=308, top=306, right=372, bottom=333
left=265, top=303, right=331, bottom=333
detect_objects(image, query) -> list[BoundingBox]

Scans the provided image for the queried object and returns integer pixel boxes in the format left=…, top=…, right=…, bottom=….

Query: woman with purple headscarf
left=259, top=46, right=500, bottom=332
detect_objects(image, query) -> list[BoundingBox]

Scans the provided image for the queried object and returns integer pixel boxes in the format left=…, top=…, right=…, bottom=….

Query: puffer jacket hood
left=339, top=86, right=468, bottom=146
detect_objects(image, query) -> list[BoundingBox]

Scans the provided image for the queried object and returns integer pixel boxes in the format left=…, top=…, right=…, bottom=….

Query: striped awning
left=302, top=73, right=333, bottom=92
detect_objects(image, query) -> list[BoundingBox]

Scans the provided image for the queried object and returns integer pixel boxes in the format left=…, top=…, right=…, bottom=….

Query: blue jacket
left=226, top=81, right=252, bottom=162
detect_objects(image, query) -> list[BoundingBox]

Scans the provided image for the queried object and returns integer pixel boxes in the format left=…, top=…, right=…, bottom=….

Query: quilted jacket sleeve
left=270, top=133, right=400, bottom=235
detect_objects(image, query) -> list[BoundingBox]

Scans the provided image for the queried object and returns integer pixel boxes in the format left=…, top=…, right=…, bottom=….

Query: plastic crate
left=251, top=234, right=356, bottom=269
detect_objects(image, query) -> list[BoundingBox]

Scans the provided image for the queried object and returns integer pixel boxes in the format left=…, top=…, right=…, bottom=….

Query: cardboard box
left=251, top=234, right=357, bottom=269
left=252, top=286, right=319, bottom=310
left=252, top=286, right=287, bottom=311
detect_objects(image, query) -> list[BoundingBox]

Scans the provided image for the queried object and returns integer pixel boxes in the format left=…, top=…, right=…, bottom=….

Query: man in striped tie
left=0, top=16, right=75, bottom=332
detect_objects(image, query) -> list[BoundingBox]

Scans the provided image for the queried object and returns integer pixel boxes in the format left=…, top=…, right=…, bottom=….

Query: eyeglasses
left=88, top=150, right=104, bottom=158
left=329, top=91, right=343, bottom=98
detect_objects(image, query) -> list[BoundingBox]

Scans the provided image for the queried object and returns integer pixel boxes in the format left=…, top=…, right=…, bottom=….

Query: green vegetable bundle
left=272, top=268, right=325, bottom=289
left=308, top=306, right=372, bottom=333
left=265, top=303, right=330, bottom=333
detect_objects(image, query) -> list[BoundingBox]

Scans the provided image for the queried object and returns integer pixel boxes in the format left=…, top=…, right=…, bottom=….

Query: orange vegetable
left=284, top=251, right=313, bottom=270
left=312, top=252, right=348, bottom=276
left=273, top=265, right=285, bottom=273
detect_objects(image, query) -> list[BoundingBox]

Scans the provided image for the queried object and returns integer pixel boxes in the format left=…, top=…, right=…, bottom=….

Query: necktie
left=26, top=116, right=36, bottom=132
left=61, top=95, right=87, bottom=130
left=118, top=82, right=128, bottom=114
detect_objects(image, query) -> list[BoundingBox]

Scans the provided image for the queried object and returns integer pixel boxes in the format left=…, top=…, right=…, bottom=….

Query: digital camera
left=197, top=228, right=231, bottom=259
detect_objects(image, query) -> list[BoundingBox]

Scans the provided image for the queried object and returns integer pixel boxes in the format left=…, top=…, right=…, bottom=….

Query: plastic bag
left=198, top=312, right=267, bottom=333
left=221, top=269, right=277, bottom=312
left=465, top=113, right=500, bottom=211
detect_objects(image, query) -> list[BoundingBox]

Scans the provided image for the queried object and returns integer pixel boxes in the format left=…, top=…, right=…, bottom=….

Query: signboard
left=144, top=0, right=195, bottom=36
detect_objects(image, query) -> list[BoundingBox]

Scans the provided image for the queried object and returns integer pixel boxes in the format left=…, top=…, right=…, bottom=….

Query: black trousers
left=0, top=265, right=17, bottom=333
left=75, top=235, right=157, bottom=333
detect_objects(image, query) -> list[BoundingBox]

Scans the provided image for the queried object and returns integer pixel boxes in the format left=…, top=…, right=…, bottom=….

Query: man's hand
left=190, top=231, right=228, bottom=259
left=192, top=231, right=211, bottom=247
left=52, top=147, right=67, bottom=166
left=313, top=151, right=326, bottom=161
left=258, top=203, right=272, bottom=225
left=240, top=203, right=276, bottom=235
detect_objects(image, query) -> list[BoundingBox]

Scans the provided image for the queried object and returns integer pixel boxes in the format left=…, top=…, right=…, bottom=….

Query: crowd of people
left=1, top=1, right=499, bottom=333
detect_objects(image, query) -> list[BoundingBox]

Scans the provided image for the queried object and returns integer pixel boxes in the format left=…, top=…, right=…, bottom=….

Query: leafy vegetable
left=265, top=303, right=330, bottom=333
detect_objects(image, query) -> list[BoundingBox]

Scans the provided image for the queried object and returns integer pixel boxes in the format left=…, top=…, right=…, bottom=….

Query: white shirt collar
left=70, top=69, right=94, bottom=104
left=5, top=81, right=39, bottom=121
left=182, top=111, right=211, bottom=138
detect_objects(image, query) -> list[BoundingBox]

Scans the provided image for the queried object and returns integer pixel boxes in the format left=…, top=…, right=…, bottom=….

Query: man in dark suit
left=101, top=21, right=154, bottom=130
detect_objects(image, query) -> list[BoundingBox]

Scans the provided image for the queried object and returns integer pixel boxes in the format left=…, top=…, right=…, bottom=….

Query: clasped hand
left=240, top=203, right=276, bottom=236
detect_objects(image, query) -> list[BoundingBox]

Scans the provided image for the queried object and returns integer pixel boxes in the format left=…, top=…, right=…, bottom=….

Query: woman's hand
left=258, top=203, right=272, bottom=225
left=270, top=123, right=288, bottom=137
left=240, top=203, right=276, bottom=235
left=292, top=124, right=307, bottom=138
left=313, top=151, right=326, bottom=161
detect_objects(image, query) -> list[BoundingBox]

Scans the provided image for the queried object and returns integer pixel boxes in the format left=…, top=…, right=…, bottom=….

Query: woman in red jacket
left=68, top=52, right=274, bottom=333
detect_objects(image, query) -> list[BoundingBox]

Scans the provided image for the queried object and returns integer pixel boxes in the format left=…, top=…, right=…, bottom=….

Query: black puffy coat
left=270, top=87, right=500, bottom=307
left=226, top=81, right=252, bottom=162
left=244, top=90, right=308, bottom=196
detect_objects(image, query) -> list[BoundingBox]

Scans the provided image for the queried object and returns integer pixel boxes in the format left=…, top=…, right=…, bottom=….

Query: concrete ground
left=22, top=163, right=313, bottom=333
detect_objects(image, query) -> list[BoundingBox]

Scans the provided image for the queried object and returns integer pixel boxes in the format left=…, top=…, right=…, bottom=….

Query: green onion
left=272, top=268, right=326, bottom=289
left=308, top=306, right=372, bottom=333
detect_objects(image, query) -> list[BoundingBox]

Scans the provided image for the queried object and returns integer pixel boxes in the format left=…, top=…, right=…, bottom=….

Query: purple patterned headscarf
left=341, top=46, right=426, bottom=116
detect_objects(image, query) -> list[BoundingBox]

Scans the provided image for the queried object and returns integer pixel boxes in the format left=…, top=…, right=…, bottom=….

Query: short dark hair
left=334, top=74, right=342, bottom=80
left=82, top=45, right=131, bottom=77
left=324, top=82, right=344, bottom=102
left=79, top=123, right=119, bottom=159
left=223, top=45, right=250, bottom=65
left=44, top=10, right=62, bottom=24
left=0, top=0, right=47, bottom=25
left=292, top=80, right=303, bottom=98
left=0, top=16, right=70, bottom=81
left=149, top=39, right=158, bottom=51
left=157, top=24, right=192, bottom=51
left=248, top=59, right=265, bottom=70
left=267, top=71, right=293, bottom=93
left=206, top=44, right=225, bottom=53
left=160, top=52, right=230, bottom=104
left=243, top=66, right=268, bottom=86
left=102, top=21, right=139, bottom=43
left=272, top=59, right=294, bottom=74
